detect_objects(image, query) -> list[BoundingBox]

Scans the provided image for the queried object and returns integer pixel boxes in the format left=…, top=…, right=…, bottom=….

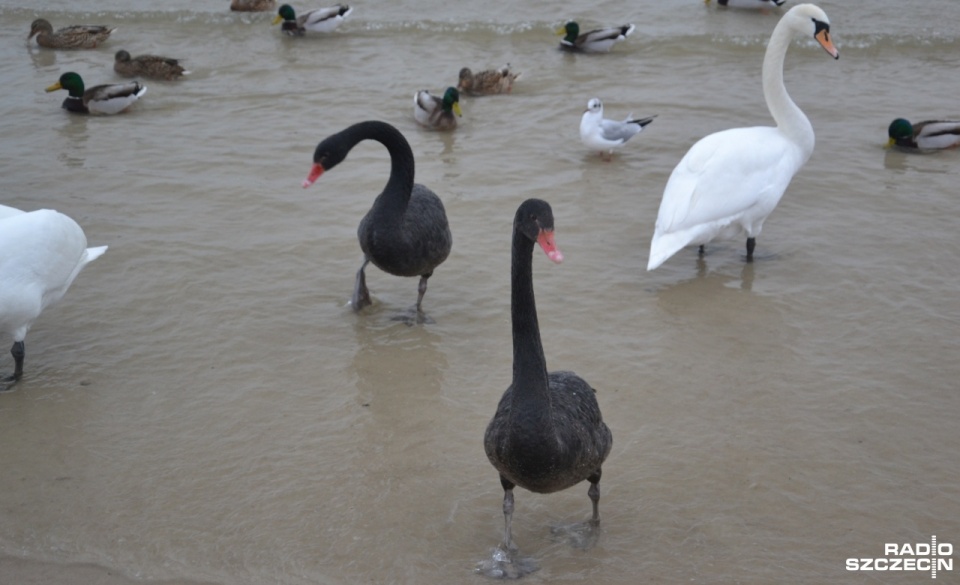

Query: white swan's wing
left=0, top=205, right=25, bottom=221
left=655, top=126, right=800, bottom=234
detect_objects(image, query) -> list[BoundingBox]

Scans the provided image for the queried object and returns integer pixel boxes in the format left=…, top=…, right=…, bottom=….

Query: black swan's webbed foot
left=350, top=259, right=372, bottom=312
left=550, top=473, right=603, bottom=550
left=549, top=520, right=601, bottom=550
left=475, top=544, right=540, bottom=580
left=391, top=275, right=435, bottom=325
left=390, top=308, right=434, bottom=326
left=475, top=481, right=539, bottom=578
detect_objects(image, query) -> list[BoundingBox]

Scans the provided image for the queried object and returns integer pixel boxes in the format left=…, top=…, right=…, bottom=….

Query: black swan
left=480, top=199, right=612, bottom=576
left=302, top=121, right=452, bottom=322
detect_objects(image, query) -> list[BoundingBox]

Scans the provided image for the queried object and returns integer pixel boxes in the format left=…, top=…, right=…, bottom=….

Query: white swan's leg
left=1, top=341, right=25, bottom=389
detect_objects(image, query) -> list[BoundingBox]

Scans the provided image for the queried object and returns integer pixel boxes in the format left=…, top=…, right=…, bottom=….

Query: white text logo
left=846, top=536, right=953, bottom=579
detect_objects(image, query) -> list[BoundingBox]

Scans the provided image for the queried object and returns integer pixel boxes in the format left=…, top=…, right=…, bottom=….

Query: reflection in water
left=436, top=129, right=458, bottom=170
left=27, top=45, right=56, bottom=70
left=882, top=145, right=947, bottom=173
left=654, top=260, right=777, bottom=333
left=739, top=261, right=755, bottom=292
left=55, top=115, right=90, bottom=168
left=349, top=318, right=448, bottom=428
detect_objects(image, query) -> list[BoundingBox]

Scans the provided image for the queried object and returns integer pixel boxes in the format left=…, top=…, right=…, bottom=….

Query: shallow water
left=1, top=0, right=959, bottom=583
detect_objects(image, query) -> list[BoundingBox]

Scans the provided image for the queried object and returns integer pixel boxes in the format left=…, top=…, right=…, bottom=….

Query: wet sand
left=0, top=554, right=217, bottom=585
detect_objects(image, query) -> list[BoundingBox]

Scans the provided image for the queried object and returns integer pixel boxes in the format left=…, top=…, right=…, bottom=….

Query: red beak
left=302, top=163, right=325, bottom=188
left=537, top=229, right=563, bottom=263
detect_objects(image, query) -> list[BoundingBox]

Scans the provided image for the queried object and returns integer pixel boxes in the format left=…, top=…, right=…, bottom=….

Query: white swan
left=647, top=3, right=838, bottom=271
left=0, top=205, right=107, bottom=389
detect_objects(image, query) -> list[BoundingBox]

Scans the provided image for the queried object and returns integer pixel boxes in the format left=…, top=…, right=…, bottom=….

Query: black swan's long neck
left=511, top=229, right=550, bottom=396
left=344, top=121, right=416, bottom=220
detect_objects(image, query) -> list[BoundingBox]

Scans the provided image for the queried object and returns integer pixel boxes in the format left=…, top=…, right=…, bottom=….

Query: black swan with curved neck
left=481, top=199, right=612, bottom=574
left=303, top=121, right=452, bottom=321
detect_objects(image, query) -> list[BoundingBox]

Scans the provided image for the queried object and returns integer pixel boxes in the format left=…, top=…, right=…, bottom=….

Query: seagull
left=579, top=98, right=656, bottom=159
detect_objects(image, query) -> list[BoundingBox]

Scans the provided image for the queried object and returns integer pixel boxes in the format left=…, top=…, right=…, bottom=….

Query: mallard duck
left=457, top=65, right=521, bottom=96
left=114, top=50, right=188, bottom=81
left=414, top=88, right=462, bottom=131
left=230, top=0, right=276, bottom=11
left=579, top=98, right=656, bottom=159
left=706, top=0, right=786, bottom=8
left=0, top=205, right=107, bottom=391
left=45, top=72, right=147, bottom=115
left=887, top=118, right=960, bottom=150
left=28, top=18, right=115, bottom=49
left=557, top=21, right=635, bottom=53
left=272, top=4, right=352, bottom=36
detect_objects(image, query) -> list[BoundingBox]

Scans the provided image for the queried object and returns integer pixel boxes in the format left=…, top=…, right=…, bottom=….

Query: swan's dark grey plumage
left=304, top=121, right=451, bottom=318
left=483, top=199, right=612, bottom=552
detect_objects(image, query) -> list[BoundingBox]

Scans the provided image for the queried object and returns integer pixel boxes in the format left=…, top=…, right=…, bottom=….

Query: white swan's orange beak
left=302, top=163, right=324, bottom=188
left=815, top=28, right=839, bottom=59
left=537, top=229, right=564, bottom=264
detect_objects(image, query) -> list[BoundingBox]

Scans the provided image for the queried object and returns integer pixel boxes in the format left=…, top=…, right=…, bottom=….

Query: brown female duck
left=230, top=0, right=277, bottom=11
left=114, top=50, right=189, bottom=81
left=457, top=65, right=521, bottom=96
left=28, top=18, right=115, bottom=49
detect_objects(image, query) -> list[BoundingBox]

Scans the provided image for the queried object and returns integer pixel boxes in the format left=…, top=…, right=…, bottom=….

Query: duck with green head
left=557, top=21, right=635, bottom=53
left=45, top=72, right=147, bottom=115
left=414, top=87, right=462, bottom=131
left=272, top=4, right=352, bottom=36
left=887, top=118, right=960, bottom=150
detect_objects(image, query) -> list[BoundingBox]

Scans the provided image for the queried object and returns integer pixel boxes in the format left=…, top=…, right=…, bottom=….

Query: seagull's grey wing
left=599, top=118, right=640, bottom=142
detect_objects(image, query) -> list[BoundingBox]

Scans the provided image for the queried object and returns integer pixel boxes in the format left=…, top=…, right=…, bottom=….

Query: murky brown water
left=1, top=1, right=959, bottom=583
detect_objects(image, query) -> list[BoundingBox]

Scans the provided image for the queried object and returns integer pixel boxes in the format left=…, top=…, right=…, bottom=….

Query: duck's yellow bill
left=44, top=81, right=62, bottom=92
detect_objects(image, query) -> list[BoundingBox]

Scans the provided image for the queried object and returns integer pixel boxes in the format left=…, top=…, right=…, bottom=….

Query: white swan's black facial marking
left=812, top=18, right=839, bottom=59
left=813, top=19, right=831, bottom=40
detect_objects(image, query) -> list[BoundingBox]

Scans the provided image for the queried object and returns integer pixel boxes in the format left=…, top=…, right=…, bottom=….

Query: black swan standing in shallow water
left=480, top=199, right=613, bottom=577
left=302, top=121, right=452, bottom=322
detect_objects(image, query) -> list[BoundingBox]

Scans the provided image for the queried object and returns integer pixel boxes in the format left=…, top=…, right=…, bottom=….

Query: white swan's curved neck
left=763, top=17, right=814, bottom=151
